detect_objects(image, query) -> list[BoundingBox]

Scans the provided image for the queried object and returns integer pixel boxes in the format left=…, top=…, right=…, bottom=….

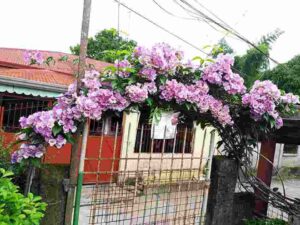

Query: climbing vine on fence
left=12, top=43, right=299, bottom=165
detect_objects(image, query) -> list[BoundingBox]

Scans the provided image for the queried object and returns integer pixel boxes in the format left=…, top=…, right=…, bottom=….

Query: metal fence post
left=73, top=121, right=89, bottom=225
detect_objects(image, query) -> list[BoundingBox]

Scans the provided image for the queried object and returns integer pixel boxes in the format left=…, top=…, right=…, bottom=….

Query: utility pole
left=64, top=0, right=92, bottom=224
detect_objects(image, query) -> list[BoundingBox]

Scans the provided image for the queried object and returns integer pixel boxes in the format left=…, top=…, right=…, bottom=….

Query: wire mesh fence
left=80, top=120, right=215, bottom=225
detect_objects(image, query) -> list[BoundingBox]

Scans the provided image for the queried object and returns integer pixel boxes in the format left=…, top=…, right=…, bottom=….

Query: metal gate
left=80, top=119, right=217, bottom=225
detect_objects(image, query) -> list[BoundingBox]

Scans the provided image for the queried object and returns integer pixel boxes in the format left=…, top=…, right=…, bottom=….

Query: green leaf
left=58, top=55, right=69, bottom=62
left=22, top=210, right=32, bottom=215
left=104, top=66, right=117, bottom=73
left=65, top=133, right=75, bottom=145
left=146, top=98, right=154, bottom=107
left=52, top=124, right=62, bottom=136
left=45, top=56, right=55, bottom=66
left=1, top=171, right=13, bottom=178
left=205, top=58, right=215, bottom=63
left=159, top=76, right=167, bottom=85
left=22, top=127, right=33, bottom=135
left=72, top=58, right=79, bottom=65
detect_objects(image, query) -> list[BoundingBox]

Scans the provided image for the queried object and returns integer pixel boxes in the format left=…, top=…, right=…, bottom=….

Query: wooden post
left=255, top=139, right=276, bottom=216
left=64, top=0, right=92, bottom=224
left=0, top=106, right=4, bottom=129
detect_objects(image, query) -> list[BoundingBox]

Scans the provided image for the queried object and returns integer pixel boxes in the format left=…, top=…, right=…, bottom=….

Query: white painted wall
left=118, top=111, right=220, bottom=183
left=252, top=143, right=300, bottom=170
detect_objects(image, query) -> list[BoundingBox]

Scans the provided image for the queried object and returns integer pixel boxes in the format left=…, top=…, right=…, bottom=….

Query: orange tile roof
left=0, top=68, right=74, bottom=86
left=0, top=48, right=111, bottom=88
left=0, top=47, right=111, bottom=75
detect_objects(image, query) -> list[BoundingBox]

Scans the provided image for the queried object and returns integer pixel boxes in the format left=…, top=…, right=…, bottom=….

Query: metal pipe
left=73, top=121, right=90, bottom=225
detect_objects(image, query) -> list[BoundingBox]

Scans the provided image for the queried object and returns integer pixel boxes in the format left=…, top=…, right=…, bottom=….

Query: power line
left=172, top=0, right=223, bottom=33
left=114, top=0, right=250, bottom=79
left=113, top=0, right=209, bottom=56
left=176, top=0, right=281, bottom=65
left=153, top=0, right=196, bottom=20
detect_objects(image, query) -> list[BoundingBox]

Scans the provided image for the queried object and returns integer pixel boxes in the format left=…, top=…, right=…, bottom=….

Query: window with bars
left=134, top=111, right=194, bottom=154
left=0, top=95, right=123, bottom=136
left=1, top=96, right=51, bottom=132
left=89, top=115, right=122, bottom=136
left=283, top=144, right=298, bottom=155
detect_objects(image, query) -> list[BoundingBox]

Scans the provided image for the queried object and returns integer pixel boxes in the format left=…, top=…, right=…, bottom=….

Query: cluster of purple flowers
left=23, top=50, right=44, bottom=65
left=19, top=110, right=68, bottom=148
left=160, top=79, right=233, bottom=125
left=143, top=82, right=157, bottom=94
left=81, top=70, right=101, bottom=90
left=76, top=88, right=129, bottom=119
left=242, top=80, right=284, bottom=128
left=53, top=95, right=79, bottom=133
left=125, top=83, right=149, bottom=103
left=11, top=144, right=45, bottom=163
left=114, top=59, right=132, bottom=78
left=125, top=81, right=158, bottom=103
left=134, top=43, right=183, bottom=74
left=202, top=54, right=246, bottom=95
left=15, top=44, right=299, bottom=164
left=280, top=93, right=299, bottom=104
left=139, top=67, right=157, bottom=81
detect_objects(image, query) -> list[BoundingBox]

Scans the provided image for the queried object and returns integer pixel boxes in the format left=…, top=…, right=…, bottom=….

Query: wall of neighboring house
left=118, top=111, right=220, bottom=183
left=274, top=143, right=300, bottom=168
left=252, top=143, right=300, bottom=170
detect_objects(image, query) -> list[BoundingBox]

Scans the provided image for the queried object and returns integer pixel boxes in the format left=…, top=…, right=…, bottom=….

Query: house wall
left=278, top=144, right=300, bottom=168
left=118, top=111, right=220, bottom=182
left=252, top=143, right=300, bottom=170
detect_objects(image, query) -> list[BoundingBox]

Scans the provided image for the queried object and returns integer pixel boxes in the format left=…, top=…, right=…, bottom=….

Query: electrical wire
left=153, top=0, right=197, bottom=20
left=113, top=0, right=250, bottom=80
left=113, top=0, right=209, bottom=56
left=176, top=0, right=281, bottom=65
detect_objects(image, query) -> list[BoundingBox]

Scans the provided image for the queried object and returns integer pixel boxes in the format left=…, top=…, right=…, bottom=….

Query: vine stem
left=24, top=163, right=36, bottom=196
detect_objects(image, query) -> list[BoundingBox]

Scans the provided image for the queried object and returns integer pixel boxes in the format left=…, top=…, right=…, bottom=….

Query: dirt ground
left=79, top=179, right=300, bottom=224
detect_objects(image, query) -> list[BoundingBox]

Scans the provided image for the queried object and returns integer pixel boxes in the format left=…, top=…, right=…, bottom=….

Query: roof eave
left=0, top=75, right=68, bottom=93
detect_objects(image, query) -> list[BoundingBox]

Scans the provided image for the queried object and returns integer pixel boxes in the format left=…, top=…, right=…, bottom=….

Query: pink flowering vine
left=23, top=50, right=44, bottom=65
left=202, top=54, right=246, bottom=95
left=13, top=43, right=299, bottom=163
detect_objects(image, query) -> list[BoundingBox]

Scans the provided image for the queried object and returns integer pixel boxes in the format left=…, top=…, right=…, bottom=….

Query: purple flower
left=171, top=112, right=180, bottom=125
left=114, top=59, right=132, bottom=77
left=23, top=50, right=43, bottom=65
left=242, top=80, right=284, bottom=128
left=202, top=54, right=246, bottom=95
left=11, top=144, right=46, bottom=164
left=144, top=82, right=157, bottom=94
left=82, top=70, right=101, bottom=90
left=125, top=83, right=148, bottom=103
left=139, top=67, right=157, bottom=81
left=133, top=43, right=183, bottom=74
left=281, top=93, right=299, bottom=104
left=160, top=79, right=187, bottom=103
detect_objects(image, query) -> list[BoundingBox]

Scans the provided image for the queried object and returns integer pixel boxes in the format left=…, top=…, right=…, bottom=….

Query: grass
left=273, top=166, right=300, bottom=181
left=244, top=218, right=287, bottom=225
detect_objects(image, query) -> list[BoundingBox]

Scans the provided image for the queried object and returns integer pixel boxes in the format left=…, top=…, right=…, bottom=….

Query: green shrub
left=0, top=168, right=47, bottom=225
left=245, top=218, right=287, bottom=225
left=0, top=136, right=23, bottom=175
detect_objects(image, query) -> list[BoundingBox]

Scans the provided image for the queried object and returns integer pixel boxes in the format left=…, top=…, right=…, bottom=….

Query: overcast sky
left=1, top=0, right=299, bottom=65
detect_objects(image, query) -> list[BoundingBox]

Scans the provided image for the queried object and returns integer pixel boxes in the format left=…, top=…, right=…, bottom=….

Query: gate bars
left=77, top=118, right=217, bottom=225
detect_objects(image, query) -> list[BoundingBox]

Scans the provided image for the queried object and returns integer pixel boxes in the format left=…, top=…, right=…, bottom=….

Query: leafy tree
left=213, top=30, right=283, bottom=88
left=70, top=28, right=137, bottom=63
left=233, top=29, right=283, bottom=88
left=211, top=38, right=234, bottom=57
left=262, top=55, right=300, bottom=96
